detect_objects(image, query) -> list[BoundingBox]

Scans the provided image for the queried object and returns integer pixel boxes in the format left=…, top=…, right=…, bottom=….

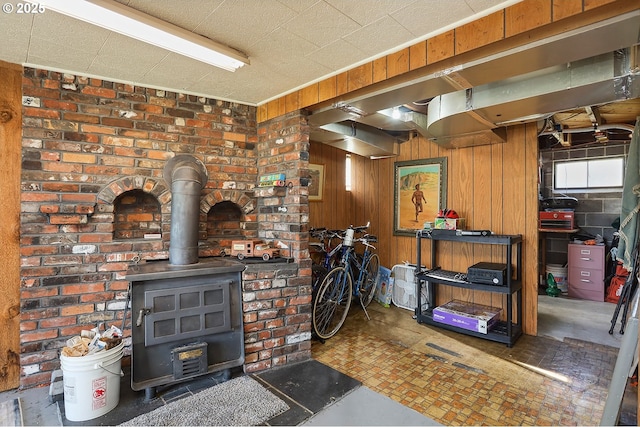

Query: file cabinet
left=568, top=243, right=605, bottom=301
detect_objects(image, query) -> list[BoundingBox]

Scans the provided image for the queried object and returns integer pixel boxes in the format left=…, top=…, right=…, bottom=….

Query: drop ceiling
left=1, top=0, right=639, bottom=157
left=0, top=0, right=521, bottom=105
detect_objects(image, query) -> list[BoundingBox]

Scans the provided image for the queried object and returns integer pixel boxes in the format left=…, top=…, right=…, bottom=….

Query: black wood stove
left=127, top=258, right=245, bottom=398
left=125, top=155, right=246, bottom=399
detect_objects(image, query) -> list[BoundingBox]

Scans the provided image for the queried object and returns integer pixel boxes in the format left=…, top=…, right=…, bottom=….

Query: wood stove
left=125, top=154, right=246, bottom=398
left=127, top=258, right=245, bottom=398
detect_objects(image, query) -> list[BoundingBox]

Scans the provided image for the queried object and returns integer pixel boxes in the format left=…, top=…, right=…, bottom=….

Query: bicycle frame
left=341, top=242, right=373, bottom=292
left=335, top=234, right=377, bottom=318
left=310, top=228, right=343, bottom=291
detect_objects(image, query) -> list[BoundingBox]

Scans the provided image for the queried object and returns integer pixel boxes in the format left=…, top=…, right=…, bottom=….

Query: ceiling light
left=333, top=102, right=367, bottom=118
left=31, top=0, right=249, bottom=72
left=391, top=107, right=401, bottom=120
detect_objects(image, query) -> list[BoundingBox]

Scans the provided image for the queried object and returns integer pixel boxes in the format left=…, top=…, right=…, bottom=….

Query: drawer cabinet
left=567, top=243, right=605, bottom=301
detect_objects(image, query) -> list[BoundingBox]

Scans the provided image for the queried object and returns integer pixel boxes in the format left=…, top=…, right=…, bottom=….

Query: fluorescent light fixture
left=30, top=0, right=249, bottom=72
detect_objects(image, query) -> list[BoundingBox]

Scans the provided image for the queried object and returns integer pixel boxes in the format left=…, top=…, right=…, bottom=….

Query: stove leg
left=144, top=387, right=156, bottom=402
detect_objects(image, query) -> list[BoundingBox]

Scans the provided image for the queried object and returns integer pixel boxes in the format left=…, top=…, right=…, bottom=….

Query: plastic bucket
left=546, top=264, right=568, bottom=294
left=60, top=341, right=124, bottom=421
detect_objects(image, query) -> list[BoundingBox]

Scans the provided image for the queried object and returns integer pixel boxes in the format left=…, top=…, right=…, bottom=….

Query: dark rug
left=120, top=376, right=288, bottom=426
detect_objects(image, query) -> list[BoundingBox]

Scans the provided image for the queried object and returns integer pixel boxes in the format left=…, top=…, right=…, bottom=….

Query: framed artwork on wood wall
left=309, top=164, right=324, bottom=201
left=394, top=157, right=447, bottom=236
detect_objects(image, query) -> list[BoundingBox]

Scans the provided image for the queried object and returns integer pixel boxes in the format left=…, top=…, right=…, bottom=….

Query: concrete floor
left=537, top=294, right=625, bottom=348
left=0, top=294, right=635, bottom=426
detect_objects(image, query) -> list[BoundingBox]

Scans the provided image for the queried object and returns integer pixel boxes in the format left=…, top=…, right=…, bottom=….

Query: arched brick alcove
left=97, top=176, right=172, bottom=243
left=198, top=189, right=258, bottom=256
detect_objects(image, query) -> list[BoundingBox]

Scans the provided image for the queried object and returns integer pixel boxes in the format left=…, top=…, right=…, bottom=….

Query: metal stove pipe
left=163, top=155, right=208, bottom=265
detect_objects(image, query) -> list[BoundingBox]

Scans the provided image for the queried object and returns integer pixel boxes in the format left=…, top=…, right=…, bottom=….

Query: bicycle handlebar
left=348, top=221, right=371, bottom=234
left=312, top=223, right=372, bottom=245
left=310, top=228, right=344, bottom=239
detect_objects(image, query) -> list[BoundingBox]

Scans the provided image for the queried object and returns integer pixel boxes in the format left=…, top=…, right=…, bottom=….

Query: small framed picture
left=308, top=164, right=324, bottom=201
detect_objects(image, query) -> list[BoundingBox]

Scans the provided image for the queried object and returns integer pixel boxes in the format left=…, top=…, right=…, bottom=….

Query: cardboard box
left=432, top=300, right=501, bottom=334
left=375, top=266, right=393, bottom=307
left=434, top=218, right=465, bottom=230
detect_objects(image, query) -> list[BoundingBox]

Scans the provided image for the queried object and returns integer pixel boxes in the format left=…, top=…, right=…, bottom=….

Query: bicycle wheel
left=312, top=266, right=352, bottom=340
left=359, top=253, right=379, bottom=307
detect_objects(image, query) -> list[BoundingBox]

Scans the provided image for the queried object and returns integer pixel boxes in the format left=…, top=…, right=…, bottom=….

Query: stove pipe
left=163, top=155, right=208, bottom=265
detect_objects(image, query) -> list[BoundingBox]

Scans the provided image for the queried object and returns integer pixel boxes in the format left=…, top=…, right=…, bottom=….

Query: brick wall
left=244, top=111, right=313, bottom=372
left=19, top=68, right=311, bottom=388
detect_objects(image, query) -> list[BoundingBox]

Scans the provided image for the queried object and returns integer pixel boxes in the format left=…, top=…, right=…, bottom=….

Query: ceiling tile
left=390, top=0, right=476, bottom=37
left=275, top=0, right=318, bottom=14
left=117, top=0, right=225, bottom=31
left=342, top=15, right=414, bottom=56
left=94, top=33, right=170, bottom=72
left=144, top=53, right=218, bottom=85
left=0, top=13, right=32, bottom=63
left=26, top=46, right=95, bottom=74
left=283, top=1, right=362, bottom=48
left=196, top=0, right=298, bottom=53
left=30, top=12, right=110, bottom=55
left=250, top=27, right=319, bottom=60
left=306, top=38, right=368, bottom=71
left=325, top=0, right=409, bottom=26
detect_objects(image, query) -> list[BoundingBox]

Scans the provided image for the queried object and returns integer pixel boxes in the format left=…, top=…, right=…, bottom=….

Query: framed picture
left=308, top=164, right=324, bottom=201
left=394, top=157, right=447, bottom=236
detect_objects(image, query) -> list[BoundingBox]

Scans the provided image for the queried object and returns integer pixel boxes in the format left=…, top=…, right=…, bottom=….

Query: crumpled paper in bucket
left=61, top=324, right=123, bottom=357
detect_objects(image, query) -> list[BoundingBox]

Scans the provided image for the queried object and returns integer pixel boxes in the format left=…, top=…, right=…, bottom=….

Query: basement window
left=553, top=157, right=624, bottom=191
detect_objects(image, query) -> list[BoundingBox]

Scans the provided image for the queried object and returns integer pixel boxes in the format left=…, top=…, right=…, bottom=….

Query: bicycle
left=312, top=222, right=379, bottom=340
left=310, top=227, right=343, bottom=293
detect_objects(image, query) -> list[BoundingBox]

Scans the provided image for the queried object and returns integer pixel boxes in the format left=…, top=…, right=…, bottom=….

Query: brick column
left=242, top=111, right=312, bottom=372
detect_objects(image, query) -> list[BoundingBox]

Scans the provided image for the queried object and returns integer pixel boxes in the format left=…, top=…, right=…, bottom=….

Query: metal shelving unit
left=415, top=230, right=523, bottom=347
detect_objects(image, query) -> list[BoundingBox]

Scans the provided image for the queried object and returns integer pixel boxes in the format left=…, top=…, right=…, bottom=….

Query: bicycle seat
left=365, top=235, right=378, bottom=243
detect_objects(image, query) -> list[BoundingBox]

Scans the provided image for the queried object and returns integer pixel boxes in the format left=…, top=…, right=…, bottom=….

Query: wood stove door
left=144, top=282, right=232, bottom=346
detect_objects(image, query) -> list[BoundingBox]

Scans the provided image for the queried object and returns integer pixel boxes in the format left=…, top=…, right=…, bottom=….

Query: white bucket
left=546, top=264, right=568, bottom=294
left=60, top=341, right=124, bottom=422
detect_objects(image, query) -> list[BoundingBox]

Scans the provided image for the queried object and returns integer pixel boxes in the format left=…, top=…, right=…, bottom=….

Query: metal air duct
left=164, top=155, right=208, bottom=265
left=307, top=10, right=640, bottom=153
left=426, top=48, right=640, bottom=148
left=311, top=121, right=401, bottom=158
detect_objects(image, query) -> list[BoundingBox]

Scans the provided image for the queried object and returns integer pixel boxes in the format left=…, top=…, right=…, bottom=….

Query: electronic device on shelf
left=456, top=230, right=491, bottom=236
left=425, top=268, right=468, bottom=283
left=540, top=196, right=578, bottom=210
left=467, top=262, right=507, bottom=286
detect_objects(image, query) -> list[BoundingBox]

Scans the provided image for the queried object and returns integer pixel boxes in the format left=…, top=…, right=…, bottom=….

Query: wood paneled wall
left=309, top=123, right=539, bottom=335
left=0, top=60, right=22, bottom=391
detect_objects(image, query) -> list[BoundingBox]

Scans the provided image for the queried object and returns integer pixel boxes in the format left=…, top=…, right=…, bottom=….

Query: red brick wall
left=242, top=111, right=314, bottom=372
left=19, top=68, right=312, bottom=389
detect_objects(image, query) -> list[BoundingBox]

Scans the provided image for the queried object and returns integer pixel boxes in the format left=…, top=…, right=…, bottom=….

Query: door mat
left=120, top=376, right=288, bottom=426
left=0, top=398, right=23, bottom=427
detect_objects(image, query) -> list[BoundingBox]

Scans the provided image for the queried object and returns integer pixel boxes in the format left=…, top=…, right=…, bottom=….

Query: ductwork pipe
left=539, top=123, right=635, bottom=136
left=163, top=155, right=208, bottom=265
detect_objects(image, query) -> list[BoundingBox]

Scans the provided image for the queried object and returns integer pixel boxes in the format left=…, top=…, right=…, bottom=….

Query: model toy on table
left=230, top=239, right=280, bottom=260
